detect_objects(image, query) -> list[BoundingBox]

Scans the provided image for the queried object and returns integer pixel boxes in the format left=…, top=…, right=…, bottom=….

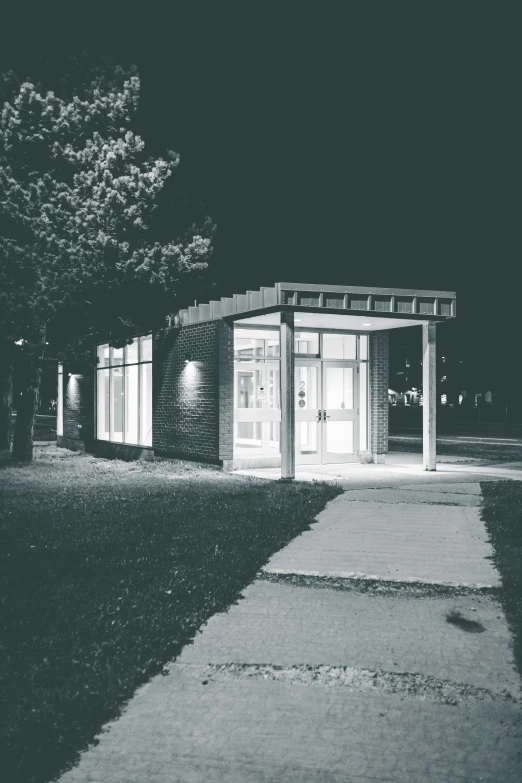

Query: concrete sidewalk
left=59, top=480, right=522, bottom=783
left=235, top=451, right=522, bottom=486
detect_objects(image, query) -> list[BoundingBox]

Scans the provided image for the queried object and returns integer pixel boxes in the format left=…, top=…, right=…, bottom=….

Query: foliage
left=0, top=62, right=215, bottom=360
left=0, top=446, right=342, bottom=782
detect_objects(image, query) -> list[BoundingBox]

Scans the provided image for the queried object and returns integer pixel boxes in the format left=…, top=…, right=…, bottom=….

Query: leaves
left=0, top=61, right=215, bottom=358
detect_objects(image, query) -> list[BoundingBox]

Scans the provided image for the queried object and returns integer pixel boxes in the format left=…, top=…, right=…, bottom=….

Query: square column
left=422, top=321, right=437, bottom=471
left=280, top=310, right=295, bottom=479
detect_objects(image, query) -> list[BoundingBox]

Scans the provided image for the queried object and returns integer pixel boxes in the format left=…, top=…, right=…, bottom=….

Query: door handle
left=316, top=410, right=322, bottom=422
left=324, top=410, right=330, bottom=421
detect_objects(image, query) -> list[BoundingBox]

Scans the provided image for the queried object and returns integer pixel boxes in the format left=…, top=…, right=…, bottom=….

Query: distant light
left=15, top=339, right=24, bottom=346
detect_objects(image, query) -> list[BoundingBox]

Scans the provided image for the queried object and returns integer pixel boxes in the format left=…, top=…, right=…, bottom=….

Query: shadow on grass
left=445, top=610, right=485, bottom=633
left=0, top=448, right=342, bottom=783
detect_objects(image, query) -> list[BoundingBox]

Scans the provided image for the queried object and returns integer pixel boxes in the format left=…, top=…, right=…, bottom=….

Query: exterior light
left=184, top=352, right=192, bottom=364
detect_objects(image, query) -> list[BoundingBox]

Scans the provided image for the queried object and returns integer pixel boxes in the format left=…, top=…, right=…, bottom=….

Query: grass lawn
left=480, top=481, right=522, bottom=682
left=0, top=445, right=342, bottom=783
left=389, top=437, right=522, bottom=462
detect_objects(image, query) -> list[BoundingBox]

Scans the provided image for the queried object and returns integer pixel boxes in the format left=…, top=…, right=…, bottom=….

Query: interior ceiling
left=235, top=311, right=425, bottom=331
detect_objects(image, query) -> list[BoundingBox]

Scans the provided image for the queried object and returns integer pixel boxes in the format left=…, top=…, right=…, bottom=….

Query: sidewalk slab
left=398, top=482, right=482, bottom=494
left=178, top=580, right=520, bottom=694
left=59, top=673, right=522, bottom=783
left=340, top=488, right=481, bottom=505
left=264, top=501, right=500, bottom=587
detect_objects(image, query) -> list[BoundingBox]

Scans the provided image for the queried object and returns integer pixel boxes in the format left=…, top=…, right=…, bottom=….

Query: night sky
left=2, top=3, right=521, bottom=391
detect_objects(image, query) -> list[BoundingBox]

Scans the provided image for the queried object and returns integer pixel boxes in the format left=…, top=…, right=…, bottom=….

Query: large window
left=57, top=364, right=63, bottom=437
left=96, top=335, right=152, bottom=447
left=234, top=328, right=281, bottom=457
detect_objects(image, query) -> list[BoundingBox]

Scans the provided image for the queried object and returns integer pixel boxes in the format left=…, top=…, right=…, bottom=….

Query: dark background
left=2, top=2, right=521, bottom=412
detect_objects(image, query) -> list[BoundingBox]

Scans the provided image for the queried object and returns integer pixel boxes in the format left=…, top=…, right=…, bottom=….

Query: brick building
left=57, top=282, right=456, bottom=477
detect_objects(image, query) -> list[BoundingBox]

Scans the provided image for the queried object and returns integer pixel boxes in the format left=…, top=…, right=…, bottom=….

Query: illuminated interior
left=233, top=326, right=369, bottom=463
left=96, top=336, right=152, bottom=447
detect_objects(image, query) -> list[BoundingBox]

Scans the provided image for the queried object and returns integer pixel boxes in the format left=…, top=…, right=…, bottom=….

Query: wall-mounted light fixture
left=184, top=352, right=192, bottom=364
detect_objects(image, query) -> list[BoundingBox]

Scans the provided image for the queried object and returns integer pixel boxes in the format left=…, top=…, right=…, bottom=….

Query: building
left=56, top=281, right=456, bottom=477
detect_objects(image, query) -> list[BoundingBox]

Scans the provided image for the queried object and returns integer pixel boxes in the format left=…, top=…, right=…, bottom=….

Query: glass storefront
left=96, top=335, right=152, bottom=447
left=233, top=328, right=369, bottom=462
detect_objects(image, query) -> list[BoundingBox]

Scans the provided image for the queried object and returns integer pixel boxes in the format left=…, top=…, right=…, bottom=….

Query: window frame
left=95, top=335, right=153, bottom=448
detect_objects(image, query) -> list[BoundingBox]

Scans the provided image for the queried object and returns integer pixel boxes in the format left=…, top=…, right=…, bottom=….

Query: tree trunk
left=12, top=342, right=44, bottom=463
left=0, top=344, right=14, bottom=451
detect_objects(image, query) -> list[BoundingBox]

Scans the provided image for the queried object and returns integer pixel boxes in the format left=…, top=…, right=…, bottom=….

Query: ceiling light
left=362, top=323, right=372, bottom=326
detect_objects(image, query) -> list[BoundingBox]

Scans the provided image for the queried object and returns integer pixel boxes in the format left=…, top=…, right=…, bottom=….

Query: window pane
left=234, top=329, right=280, bottom=357
left=294, top=332, right=319, bottom=354
left=236, top=368, right=265, bottom=408
left=325, top=366, right=354, bottom=410
left=125, top=364, right=139, bottom=444
left=97, top=369, right=110, bottom=440
left=111, top=367, right=124, bottom=442
left=97, top=344, right=110, bottom=368
left=360, top=334, right=368, bottom=361
left=235, top=338, right=264, bottom=358
left=140, top=335, right=152, bottom=362
left=125, top=340, right=139, bottom=364
left=267, top=365, right=280, bottom=409
left=360, top=362, right=368, bottom=451
left=322, top=333, right=356, bottom=359
left=139, top=362, right=152, bottom=446
left=295, top=365, right=318, bottom=409
left=112, top=347, right=124, bottom=366
left=57, top=365, right=63, bottom=436
left=326, top=420, right=354, bottom=453
left=298, top=421, right=319, bottom=457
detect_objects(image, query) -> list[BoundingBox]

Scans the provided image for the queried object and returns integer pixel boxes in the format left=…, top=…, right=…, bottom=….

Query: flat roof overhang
left=229, top=306, right=446, bottom=331
left=175, top=282, right=456, bottom=328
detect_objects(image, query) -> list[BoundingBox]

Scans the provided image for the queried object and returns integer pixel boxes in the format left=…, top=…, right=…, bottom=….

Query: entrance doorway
left=295, top=360, right=359, bottom=464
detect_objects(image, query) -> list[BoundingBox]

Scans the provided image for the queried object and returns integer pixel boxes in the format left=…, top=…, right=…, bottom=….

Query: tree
left=0, top=63, right=214, bottom=460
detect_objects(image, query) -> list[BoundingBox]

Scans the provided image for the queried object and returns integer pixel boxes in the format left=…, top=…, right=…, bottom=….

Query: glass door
left=322, top=361, right=358, bottom=463
left=295, top=361, right=321, bottom=464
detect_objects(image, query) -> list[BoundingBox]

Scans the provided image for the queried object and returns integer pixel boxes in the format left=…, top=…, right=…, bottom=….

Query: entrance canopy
left=174, top=282, right=456, bottom=478
left=176, top=281, right=456, bottom=328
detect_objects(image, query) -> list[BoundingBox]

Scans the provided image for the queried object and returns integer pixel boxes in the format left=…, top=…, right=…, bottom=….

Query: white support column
left=422, top=321, right=437, bottom=471
left=280, top=310, right=295, bottom=479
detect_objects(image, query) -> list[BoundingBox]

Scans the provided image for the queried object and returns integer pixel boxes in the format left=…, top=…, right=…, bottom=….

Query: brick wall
left=153, top=321, right=233, bottom=464
left=370, top=331, right=389, bottom=456
left=60, top=370, right=94, bottom=449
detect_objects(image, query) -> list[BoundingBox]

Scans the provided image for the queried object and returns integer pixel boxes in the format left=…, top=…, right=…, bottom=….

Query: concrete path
left=235, top=452, right=522, bottom=485
left=59, top=480, right=522, bottom=783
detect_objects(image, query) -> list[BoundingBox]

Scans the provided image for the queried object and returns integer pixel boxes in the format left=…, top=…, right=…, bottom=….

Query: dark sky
left=2, top=3, right=521, bottom=388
